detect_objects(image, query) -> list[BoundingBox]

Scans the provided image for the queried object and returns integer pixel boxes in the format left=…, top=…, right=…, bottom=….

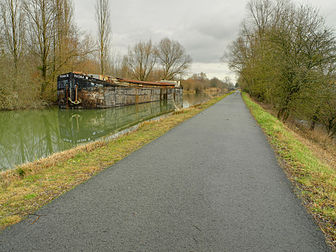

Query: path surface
left=0, top=92, right=330, bottom=251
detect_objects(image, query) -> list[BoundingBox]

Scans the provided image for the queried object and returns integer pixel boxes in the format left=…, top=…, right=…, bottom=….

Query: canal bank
left=0, top=93, right=214, bottom=171
left=0, top=92, right=232, bottom=229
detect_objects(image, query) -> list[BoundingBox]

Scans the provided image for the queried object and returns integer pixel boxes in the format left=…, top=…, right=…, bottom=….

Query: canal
left=0, top=94, right=213, bottom=171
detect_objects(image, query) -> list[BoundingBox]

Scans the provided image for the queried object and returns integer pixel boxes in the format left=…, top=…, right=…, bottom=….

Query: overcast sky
left=73, top=0, right=336, bottom=81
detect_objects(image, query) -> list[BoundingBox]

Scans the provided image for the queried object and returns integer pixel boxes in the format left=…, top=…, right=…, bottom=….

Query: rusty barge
left=57, top=72, right=183, bottom=109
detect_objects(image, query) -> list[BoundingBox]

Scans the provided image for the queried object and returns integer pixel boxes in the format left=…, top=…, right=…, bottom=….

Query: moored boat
left=57, top=72, right=183, bottom=109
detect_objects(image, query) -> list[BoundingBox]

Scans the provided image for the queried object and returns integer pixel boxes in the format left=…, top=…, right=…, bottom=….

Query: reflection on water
left=183, top=93, right=213, bottom=108
left=0, top=101, right=178, bottom=171
left=0, top=93, right=220, bottom=171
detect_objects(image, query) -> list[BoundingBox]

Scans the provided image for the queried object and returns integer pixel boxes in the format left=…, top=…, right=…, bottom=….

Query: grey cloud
left=196, top=22, right=237, bottom=40
left=73, top=0, right=336, bottom=79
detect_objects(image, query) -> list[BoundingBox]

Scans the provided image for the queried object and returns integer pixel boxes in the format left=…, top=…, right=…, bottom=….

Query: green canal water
left=0, top=94, right=212, bottom=171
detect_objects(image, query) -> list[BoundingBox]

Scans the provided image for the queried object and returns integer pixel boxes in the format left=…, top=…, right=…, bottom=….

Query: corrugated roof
left=116, top=78, right=175, bottom=87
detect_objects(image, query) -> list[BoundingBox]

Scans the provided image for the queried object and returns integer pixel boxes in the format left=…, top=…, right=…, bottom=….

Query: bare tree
left=52, top=0, right=73, bottom=74
left=155, top=38, right=191, bottom=80
left=24, top=0, right=56, bottom=95
left=95, top=0, right=111, bottom=75
left=126, top=40, right=156, bottom=81
left=55, top=0, right=72, bottom=55
left=246, top=0, right=273, bottom=35
left=0, top=0, right=25, bottom=72
left=51, top=0, right=91, bottom=77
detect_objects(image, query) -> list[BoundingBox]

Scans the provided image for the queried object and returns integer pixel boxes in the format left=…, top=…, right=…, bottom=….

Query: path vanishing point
left=0, top=92, right=330, bottom=251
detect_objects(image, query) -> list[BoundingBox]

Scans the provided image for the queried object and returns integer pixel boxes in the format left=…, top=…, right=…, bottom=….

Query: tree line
left=0, top=0, right=95, bottom=109
left=114, top=38, right=192, bottom=82
left=182, top=73, right=234, bottom=93
left=0, top=0, right=192, bottom=110
left=227, top=0, right=336, bottom=137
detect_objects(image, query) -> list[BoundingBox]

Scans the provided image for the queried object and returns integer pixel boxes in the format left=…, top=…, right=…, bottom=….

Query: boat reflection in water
left=59, top=100, right=177, bottom=144
left=0, top=100, right=180, bottom=171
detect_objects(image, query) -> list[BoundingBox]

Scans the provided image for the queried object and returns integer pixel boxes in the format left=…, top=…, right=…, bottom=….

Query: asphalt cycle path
left=0, top=92, right=330, bottom=251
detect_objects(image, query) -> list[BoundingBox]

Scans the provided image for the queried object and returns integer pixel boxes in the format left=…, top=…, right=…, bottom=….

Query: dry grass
left=249, top=97, right=336, bottom=170
left=289, top=124, right=336, bottom=169
left=243, top=92, right=336, bottom=250
left=0, top=92, right=232, bottom=229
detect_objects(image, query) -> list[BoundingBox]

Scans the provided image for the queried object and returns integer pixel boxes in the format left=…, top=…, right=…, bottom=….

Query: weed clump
left=16, top=168, right=25, bottom=178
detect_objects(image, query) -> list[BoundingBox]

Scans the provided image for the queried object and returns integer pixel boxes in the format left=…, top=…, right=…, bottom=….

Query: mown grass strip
left=242, top=92, right=336, bottom=250
left=0, top=92, right=232, bottom=229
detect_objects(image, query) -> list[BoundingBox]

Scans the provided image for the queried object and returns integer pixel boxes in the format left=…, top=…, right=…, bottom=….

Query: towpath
left=0, top=92, right=330, bottom=251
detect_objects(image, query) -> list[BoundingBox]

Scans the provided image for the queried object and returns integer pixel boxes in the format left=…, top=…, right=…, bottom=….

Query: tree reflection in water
left=0, top=100, right=179, bottom=171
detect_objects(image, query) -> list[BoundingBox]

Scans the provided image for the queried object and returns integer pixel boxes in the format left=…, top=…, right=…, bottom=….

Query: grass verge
left=0, top=92, right=232, bottom=230
left=242, top=92, right=336, bottom=250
